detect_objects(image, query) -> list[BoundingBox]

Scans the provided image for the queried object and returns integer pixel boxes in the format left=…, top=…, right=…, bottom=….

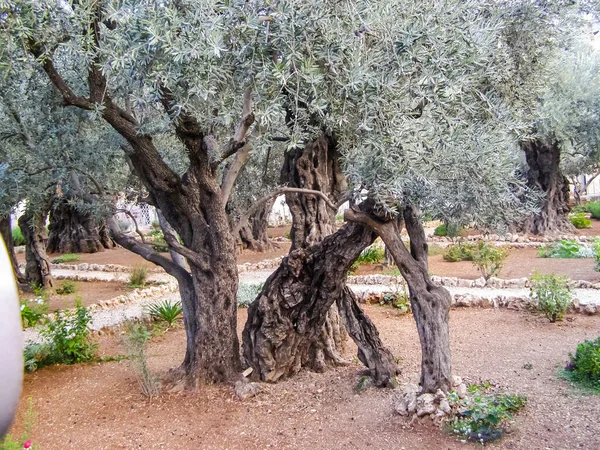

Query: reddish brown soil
left=10, top=306, right=600, bottom=449
left=20, top=279, right=131, bottom=310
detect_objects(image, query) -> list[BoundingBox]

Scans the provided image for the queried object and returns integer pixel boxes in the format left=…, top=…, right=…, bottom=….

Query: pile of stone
left=394, top=376, right=467, bottom=424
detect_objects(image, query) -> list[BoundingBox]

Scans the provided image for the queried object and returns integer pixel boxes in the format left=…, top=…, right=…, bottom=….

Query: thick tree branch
left=233, top=187, right=336, bottom=235
left=115, top=209, right=146, bottom=243
left=161, top=231, right=211, bottom=272
left=403, top=205, right=428, bottom=268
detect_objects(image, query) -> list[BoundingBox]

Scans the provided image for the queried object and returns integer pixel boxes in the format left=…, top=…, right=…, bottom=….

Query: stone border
left=86, top=282, right=178, bottom=311
left=429, top=233, right=595, bottom=245
left=347, top=274, right=600, bottom=290
left=358, top=290, right=599, bottom=316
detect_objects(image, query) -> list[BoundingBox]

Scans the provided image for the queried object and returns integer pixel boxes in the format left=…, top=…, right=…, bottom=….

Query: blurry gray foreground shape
left=0, top=235, right=23, bottom=438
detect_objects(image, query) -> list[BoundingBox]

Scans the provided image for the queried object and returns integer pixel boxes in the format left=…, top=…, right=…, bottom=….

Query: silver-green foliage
left=530, top=272, right=573, bottom=322
left=237, top=283, right=263, bottom=308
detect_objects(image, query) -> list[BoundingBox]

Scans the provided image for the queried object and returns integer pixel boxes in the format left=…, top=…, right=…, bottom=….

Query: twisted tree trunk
left=0, top=215, right=25, bottom=284
left=346, top=204, right=452, bottom=393
left=18, top=206, right=53, bottom=289
left=237, top=198, right=275, bottom=252
left=47, top=199, right=114, bottom=253
left=520, top=139, right=572, bottom=235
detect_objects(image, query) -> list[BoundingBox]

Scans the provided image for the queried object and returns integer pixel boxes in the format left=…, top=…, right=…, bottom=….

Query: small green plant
left=0, top=398, right=37, bottom=450
left=356, top=245, right=385, bottom=264
left=283, top=231, right=291, bottom=239
left=447, top=389, right=527, bottom=444
left=55, top=280, right=77, bottom=295
left=570, top=213, right=591, bottom=229
left=442, top=242, right=475, bottom=262
left=237, top=282, right=263, bottom=307
left=537, top=239, right=594, bottom=258
left=51, top=253, right=81, bottom=264
left=122, top=322, right=161, bottom=397
left=20, top=296, right=48, bottom=328
left=530, top=272, right=572, bottom=322
left=587, top=201, right=600, bottom=219
left=470, top=241, right=509, bottom=280
left=379, top=290, right=411, bottom=313
left=571, top=204, right=588, bottom=215
left=11, top=226, right=25, bottom=246
left=564, top=336, right=600, bottom=393
left=128, top=264, right=148, bottom=288
left=145, top=299, right=183, bottom=328
left=433, top=223, right=461, bottom=237
left=24, top=301, right=96, bottom=371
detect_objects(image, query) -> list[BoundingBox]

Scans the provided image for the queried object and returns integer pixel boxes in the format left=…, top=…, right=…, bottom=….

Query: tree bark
left=520, top=139, right=573, bottom=235
left=237, top=198, right=275, bottom=252
left=18, top=207, right=53, bottom=289
left=47, top=199, right=114, bottom=254
left=346, top=204, right=452, bottom=393
left=0, top=215, right=26, bottom=284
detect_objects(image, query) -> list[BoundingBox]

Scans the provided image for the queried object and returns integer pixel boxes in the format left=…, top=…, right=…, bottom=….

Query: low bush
left=237, top=283, right=263, bottom=307
left=122, top=322, right=161, bottom=397
left=433, top=223, right=461, bottom=237
left=128, top=264, right=148, bottom=288
left=530, top=272, right=572, bottom=322
left=470, top=241, right=509, bottom=280
left=24, top=302, right=96, bottom=371
left=447, top=388, right=527, bottom=444
left=570, top=213, right=591, bottom=229
left=11, top=226, right=25, bottom=246
left=51, top=253, right=80, bottom=264
left=538, top=239, right=594, bottom=258
left=564, top=336, right=600, bottom=393
left=442, top=243, right=475, bottom=262
left=55, top=280, right=77, bottom=295
left=356, top=245, right=385, bottom=264
left=145, top=299, right=183, bottom=328
left=20, top=296, right=48, bottom=328
left=587, top=201, right=600, bottom=219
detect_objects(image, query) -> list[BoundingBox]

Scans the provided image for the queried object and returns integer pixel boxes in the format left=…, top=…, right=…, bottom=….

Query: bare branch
left=161, top=231, right=211, bottom=272
left=115, top=208, right=146, bottom=243
left=233, top=187, right=336, bottom=235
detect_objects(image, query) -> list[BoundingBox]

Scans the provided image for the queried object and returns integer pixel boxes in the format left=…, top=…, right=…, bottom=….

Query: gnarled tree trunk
left=0, top=215, right=25, bottom=284
left=346, top=204, right=452, bottom=393
left=18, top=206, right=53, bottom=289
left=243, top=215, right=397, bottom=384
left=237, top=198, right=275, bottom=252
left=520, top=139, right=572, bottom=235
left=47, top=199, right=114, bottom=253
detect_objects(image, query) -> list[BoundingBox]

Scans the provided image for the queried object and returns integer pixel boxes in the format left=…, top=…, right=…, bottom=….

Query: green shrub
left=587, top=201, right=600, bottom=219
left=55, top=280, right=77, bottom=295
left=570, top=213, right=591, bottom=229
left=356, top=245, right=385, bottom=264
left=434, top=223, right=461, bottom=237
left=145, top=299, right=183, bottom=327
left=537, top=239, right=594, bottom=258
left=571, top=204, right=588, bottom=215
left=128, top=264, right=148, bottom=288
left=433, top=223, right=447, bottom=236
left=530, top=272, right=572, bottom=322
left=447, top=389, right=527, bottom=443
left=470, top=241, right=509, bottom=280
left=564, top=336, right=600, bottom=393
left=379, top=288, right=411, bottom=314
left=52, top=253, right=80, bottom=264
left=442, top=242, right=475, bottom=262
left=24, top=302, right=96, bottom=371
left=20, top=296, right=48, bottom=328
left=11, top=226, right=25, bottom=246
left=122, top=322, right=161, bottom=397
left=237, top=283, right=263, bottom=307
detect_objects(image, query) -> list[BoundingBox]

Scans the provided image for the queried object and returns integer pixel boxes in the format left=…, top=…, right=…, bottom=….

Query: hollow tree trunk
left=346, top=204, right=452, bottom=393
left=0, top=215, right=25, bottom=284
left=520, top=139, right=572, bottom=235
left=237, top=198, right=275, bottom=252
left=18, top=207, right=53, bottom=289
left=47, top=199, right=114, bottom=253
left=243, top=215, right=397, bottom=384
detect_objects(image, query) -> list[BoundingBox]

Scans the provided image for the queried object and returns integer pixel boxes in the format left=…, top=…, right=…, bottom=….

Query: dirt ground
left=8, top=307, right=599, bottom=450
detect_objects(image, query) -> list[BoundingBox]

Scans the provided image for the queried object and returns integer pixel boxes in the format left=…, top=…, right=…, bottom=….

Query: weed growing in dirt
left=563, top=336, right=600, bottom=394
left=55, top=280, right=77, bottom=295
left=446, top=386, right=527, bottom=444
left=122, top=322, right=161, bottom=397
left=530, top=272, right=572, bottom=322
left=0, top=398, right=37, bottom=450
left=51, top=253, right=80, bottom=264
left=24, top=301, right=96, bottom=371
left=237, top=283, right=263, bottom=307
left=20, top=294, right=48, bottom=328
left=538, top=239, right=595, bottom=258
left=357, top=245, right=385, bottom=264
left=145, top=299, right=183, bottom=328
left=11, top=226, right=25, bottom=246
left=570, top=213, right=591, bottom=229
left=379, top=289, right=411, bottom=314
left=470, top=241, right=509, bottom=280
left=128, top=264, right=148, bottom=288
